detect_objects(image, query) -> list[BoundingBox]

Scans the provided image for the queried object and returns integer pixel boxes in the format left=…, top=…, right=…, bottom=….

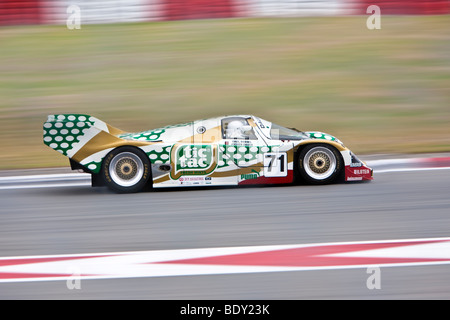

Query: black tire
left=101, top=146, right=151, bottom=193
left=297, top=144, right=343, bottom=185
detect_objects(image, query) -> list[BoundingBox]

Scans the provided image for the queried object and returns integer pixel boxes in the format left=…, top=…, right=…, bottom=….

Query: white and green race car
left=43, top=114, right=373, bottom=193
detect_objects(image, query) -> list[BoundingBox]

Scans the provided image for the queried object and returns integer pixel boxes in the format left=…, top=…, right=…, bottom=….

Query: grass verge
left=0, top=16, right=449, bottom=169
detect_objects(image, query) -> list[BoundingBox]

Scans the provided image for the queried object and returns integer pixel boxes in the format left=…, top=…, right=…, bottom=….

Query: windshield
left=270, top=123, right=308, bottom=140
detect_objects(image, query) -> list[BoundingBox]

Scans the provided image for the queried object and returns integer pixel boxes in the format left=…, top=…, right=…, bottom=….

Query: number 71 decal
left=263, top=152, right=288, bottom=177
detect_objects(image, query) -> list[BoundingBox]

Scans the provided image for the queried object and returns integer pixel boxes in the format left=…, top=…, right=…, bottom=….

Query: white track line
left=0, top=182, right=90, bottom=190
left=0, top=162, right=449, bottom=190
left=0, top=173, right=90, bottom=190
left=375, top=167, right=450, bottom=174
left=0, top=173, right=89, bottom=182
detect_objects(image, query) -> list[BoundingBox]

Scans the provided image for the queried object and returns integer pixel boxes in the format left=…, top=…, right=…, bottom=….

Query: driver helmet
left=226, top=120, right=246, bottom=139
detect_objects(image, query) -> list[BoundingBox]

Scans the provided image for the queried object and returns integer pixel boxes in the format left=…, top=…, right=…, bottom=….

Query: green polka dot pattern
left=305, top=132, right=337, bottom=142
left=218, top=145, right=272, bottom=168
left=82, top=160, right=103, bottom=174
left=43, top=114, right=95, bottom=156
left=118, top=129, right=166, bottom=142
left=146, top=146, right=171, bottom=164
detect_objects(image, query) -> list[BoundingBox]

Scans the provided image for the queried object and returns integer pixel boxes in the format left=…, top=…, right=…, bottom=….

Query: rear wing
left=43, top=114, right=127, bottom=173
left=43, top=114, right=123, bottom=156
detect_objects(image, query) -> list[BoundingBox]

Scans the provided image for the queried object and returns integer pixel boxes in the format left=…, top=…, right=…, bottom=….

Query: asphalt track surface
left=0, top=165, right=450, bottom=299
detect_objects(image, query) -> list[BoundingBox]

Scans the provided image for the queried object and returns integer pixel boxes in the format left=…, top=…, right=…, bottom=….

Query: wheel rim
left=303, top=147, right=337, bottom=180
left=109, top=152, right=144, bottom=187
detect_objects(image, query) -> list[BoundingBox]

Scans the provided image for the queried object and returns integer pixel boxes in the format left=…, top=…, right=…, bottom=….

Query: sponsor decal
left=350, top=162, right=362, bottom=167
left=240, top=169, right=260, bottom=181
left=179, top=176, right=212, bottom=185
left=345, top=165, right=373, bottom=181
left=256, top=119, right=265, bottom=129
left=347, top=176, right=363, bottom=181
left=353, top=169, right=370, bottom=175
left=225, top=140, right=253, bottom=146
left=240, top=173, right=258, bottom=180
left=170, top=144, right=217, bottom=179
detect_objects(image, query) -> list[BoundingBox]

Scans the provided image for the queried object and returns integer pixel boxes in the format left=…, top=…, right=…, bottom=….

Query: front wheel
left=101, top=147, right=151, bottom=193
left=297, top=144, right=342, bottom=184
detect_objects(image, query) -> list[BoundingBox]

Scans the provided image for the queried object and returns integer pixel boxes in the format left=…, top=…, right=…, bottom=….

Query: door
left=169, top=118, right=220, bottom=185
left=219, top=116, right=271, bottom=183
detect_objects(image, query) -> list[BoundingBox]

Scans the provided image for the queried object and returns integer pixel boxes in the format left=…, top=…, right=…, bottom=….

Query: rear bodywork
left=43, top=114, right=373, bottom=188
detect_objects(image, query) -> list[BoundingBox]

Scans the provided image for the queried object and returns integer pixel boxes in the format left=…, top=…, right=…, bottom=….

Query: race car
left=43, top=114, right=373, bottom=193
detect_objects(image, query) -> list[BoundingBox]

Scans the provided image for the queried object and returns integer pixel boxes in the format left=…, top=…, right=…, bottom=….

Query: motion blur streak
left=1, top=0, right=449, bottom=27
left=1, top=0, right=449, bottom=301
left=1, top=169, right=450, bottom=298
left=0, top=0, right=450, bottom=25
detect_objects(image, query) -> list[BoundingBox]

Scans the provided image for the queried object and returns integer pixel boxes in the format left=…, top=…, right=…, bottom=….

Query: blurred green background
left=0, top=16, right=449, bottom=169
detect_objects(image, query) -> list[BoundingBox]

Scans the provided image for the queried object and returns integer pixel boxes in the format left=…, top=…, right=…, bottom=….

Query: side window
left=221, top=117, right=258, bottom=140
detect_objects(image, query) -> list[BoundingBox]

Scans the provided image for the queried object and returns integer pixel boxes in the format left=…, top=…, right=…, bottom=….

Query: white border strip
left=1, top=237, right=450, bottom=283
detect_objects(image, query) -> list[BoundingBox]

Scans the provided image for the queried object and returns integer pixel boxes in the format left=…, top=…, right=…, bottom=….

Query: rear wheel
left=297, top=144, right=342, bottom=184
left=102, top=147, right=151, bottom=193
